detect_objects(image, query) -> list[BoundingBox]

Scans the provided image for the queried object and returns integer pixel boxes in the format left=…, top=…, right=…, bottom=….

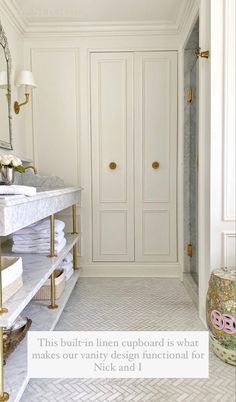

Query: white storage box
left=33, top=269, right=65, bottom=300
left=1, top=256, right=23, bottom=303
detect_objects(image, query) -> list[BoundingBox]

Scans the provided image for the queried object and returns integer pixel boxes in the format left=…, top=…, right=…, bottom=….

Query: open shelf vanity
left=0, top=187, right=82, bottom=401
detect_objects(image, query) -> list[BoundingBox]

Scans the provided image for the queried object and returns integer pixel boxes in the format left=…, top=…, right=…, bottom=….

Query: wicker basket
left=3, top=276, right=23, bottom=303
left=3, top=318, right=32, bottom=362
left=33, top=269, right=65, bottom=300
left=1, top=256, right=23, bottom=303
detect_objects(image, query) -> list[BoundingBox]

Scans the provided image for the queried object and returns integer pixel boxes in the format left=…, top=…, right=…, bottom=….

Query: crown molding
left=178, top=0, right=200, bottom=46
left=0, top=0, right=197, bottom=40
left=22, top=20, right=182, bottom=39
left=0, top=0, right=26, bottom=34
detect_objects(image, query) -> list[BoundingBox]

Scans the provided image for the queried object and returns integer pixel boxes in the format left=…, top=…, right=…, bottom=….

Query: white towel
left=12, top=237, right=66, bottom=255
left=62, top=252, right=73, bottom=265
left=66, top=268, right=74, bottom=281
left=14, top=219, right=65, bottom=236
left=59, top=261, right=73, bottom=281
left=13, top=232, right=65, bottom=246
left=0, top=185, right=36, bottom=196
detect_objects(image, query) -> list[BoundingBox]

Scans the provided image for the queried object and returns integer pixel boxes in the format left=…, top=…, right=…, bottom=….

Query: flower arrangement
left=0, top=155, right=25, bottom=173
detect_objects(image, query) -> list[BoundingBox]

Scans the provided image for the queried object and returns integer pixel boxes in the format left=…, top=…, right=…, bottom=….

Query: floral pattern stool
left=206, top=267, right=236, bottom=365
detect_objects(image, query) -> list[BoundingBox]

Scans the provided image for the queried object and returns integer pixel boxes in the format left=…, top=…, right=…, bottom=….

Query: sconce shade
left=15, top=70, right=36, bottom=88
left=0, top=71, right=8, bottom=89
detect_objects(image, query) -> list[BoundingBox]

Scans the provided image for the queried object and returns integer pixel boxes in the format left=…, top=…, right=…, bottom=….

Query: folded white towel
left=0, top=185, right=36, bottom=196
left=65, top=268, right=74, bottom=281
left=61, top=261, right=73, bottom=271
left=12, top=237, right=66, bottom=255
left=13, top=232, right=65, bottom=246
left=14, top=219, right=65, bottom=235
left=58, top=261, right=73, bottom=281
left=62, top=252, right=73, bottom=265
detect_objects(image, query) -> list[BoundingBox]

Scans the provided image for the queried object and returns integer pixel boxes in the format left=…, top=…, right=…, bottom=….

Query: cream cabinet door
left=91, top=52, right=134, bottom=261
left=135, top=52, right=178, bottom=262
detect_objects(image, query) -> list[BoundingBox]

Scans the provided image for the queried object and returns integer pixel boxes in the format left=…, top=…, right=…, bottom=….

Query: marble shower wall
left=183, top=20, right=199, bottom=277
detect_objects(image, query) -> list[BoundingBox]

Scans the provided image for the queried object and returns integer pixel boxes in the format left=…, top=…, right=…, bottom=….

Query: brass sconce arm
left=14, top=93, right=30, bottom=114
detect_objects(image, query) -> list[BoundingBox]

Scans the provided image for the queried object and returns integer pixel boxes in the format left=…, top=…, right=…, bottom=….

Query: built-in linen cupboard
left=91, top=51, right=177, bottom=263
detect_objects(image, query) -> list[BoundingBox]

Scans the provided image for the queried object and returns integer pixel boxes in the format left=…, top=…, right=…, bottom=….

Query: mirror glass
left=0, top=21, right=12, bottom=150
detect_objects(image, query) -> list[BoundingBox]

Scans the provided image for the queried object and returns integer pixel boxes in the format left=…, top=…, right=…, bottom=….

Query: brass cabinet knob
left=109, top=162, right=117, bottom=170
left=152, top=161, right=160, bottom=169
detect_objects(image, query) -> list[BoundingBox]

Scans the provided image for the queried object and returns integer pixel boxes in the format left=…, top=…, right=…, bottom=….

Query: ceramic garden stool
left=206, top=267, right=236, bottom=366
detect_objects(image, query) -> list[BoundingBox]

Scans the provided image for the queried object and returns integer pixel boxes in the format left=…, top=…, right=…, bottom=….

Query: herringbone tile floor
left=21, top=278, right=236, bottom=402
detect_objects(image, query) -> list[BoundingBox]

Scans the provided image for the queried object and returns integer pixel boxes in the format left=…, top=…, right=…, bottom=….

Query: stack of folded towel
left=60, top=252, right=73, bottom=281
left=12, top=219, right=66, bottom=255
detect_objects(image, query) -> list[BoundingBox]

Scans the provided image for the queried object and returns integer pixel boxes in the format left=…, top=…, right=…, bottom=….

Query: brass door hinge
left=187, top=244, right=193, bottom=257
left=195, top=48, right=209, bottom=59
left=186, top=88, right=193, bottom=103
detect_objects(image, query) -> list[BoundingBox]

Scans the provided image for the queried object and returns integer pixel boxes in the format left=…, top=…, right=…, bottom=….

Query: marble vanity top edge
left=0, top=187, right=82, bottom=207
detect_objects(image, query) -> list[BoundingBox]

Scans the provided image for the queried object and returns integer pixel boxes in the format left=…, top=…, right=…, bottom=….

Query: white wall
left=178, top=0, right=235, bottom=323
left=210, top=0, right=236, bottom=270
left=23, top=33, right=180, bottom=276
left=0, top=2, right=28, bottom=159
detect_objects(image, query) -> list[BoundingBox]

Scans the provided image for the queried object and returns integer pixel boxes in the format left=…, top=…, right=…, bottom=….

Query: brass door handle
left=152, top=161, right=160, bottom=169
left=109, top=162, right=117, bottom=170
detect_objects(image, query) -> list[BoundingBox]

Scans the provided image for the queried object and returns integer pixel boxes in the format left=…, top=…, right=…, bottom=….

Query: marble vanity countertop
left=0, top=187, right=82, bottom=236
left=0, top=186, right=82, bottom=206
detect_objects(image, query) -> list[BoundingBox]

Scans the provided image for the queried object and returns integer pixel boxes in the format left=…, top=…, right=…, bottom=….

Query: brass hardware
left=152, top=161, right=160, bottom=169
left=0, top=249, right=8, bottom=315
left=0, top=327, right=9, bottom=401
left=187, top=244, right=193, bottom=258
left=195, top=48, right=209, bottom=59
left=0, top=243, right=9, bottom=400
left=24, top=165, right=37, bottom=174
left=49, top=214, right=57, bottom=258
left=48, top=271, right=58, bottom=309
left=14, top=93, right=30, bottom=114
left=186, top=89, right=193, bottom=103
left=72, top=205, right=79, bottom=271
left=109, top=162, right=117, bottom=170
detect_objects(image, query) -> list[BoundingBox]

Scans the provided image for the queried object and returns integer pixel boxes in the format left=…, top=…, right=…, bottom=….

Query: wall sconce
left=14, top=70, right=36, bottom=114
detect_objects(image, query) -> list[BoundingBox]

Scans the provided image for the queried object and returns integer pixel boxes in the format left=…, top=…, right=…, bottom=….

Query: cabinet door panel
left=135, top=52, right=177, bottom=262
left=91, top=52, right=134, bottom=261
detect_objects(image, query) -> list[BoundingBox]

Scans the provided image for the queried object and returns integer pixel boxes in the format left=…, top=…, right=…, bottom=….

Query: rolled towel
left=12, top=237, right=66, bottom=255
left=14, top=219, right=65, bottom=236
left=0, top=185, right=36, bottom=197
left=66, top=268, right=74, bottom=281
left=62, top=252, right=73, bottom=265
left=59, top=261, right=73, bottom=281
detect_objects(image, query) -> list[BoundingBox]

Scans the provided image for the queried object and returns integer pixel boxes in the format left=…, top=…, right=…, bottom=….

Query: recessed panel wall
left=32, top=49, right=78, bottom=186
left=91, top=52, right=134, bottom=261
left=135, top=52, right=177, bottom=262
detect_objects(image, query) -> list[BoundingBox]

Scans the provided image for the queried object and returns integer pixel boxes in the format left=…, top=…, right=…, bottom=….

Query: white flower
left=12, top=156, right=22, bottom=167
left=0, top=154, right=22, bottom=167
left=1, top=155, right=13, bottom=166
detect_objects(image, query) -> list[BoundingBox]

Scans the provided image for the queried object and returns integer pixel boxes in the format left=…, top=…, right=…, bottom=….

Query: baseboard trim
left=80, top=263, right=180, bottom=277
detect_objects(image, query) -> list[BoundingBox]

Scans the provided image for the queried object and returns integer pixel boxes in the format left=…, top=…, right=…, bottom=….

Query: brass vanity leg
left=72, top=205, right=79, bottom=271
left=0, top=243, right=9, bottom=401
left=0, top=244, right=7, bottom=315
left=49, top=214, right=57, bottom=258
left=48, top=271, right=58, bottom=310
left=48, top=214, right=58, bottom=309
left=0, top=328, right=9, bottom=401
